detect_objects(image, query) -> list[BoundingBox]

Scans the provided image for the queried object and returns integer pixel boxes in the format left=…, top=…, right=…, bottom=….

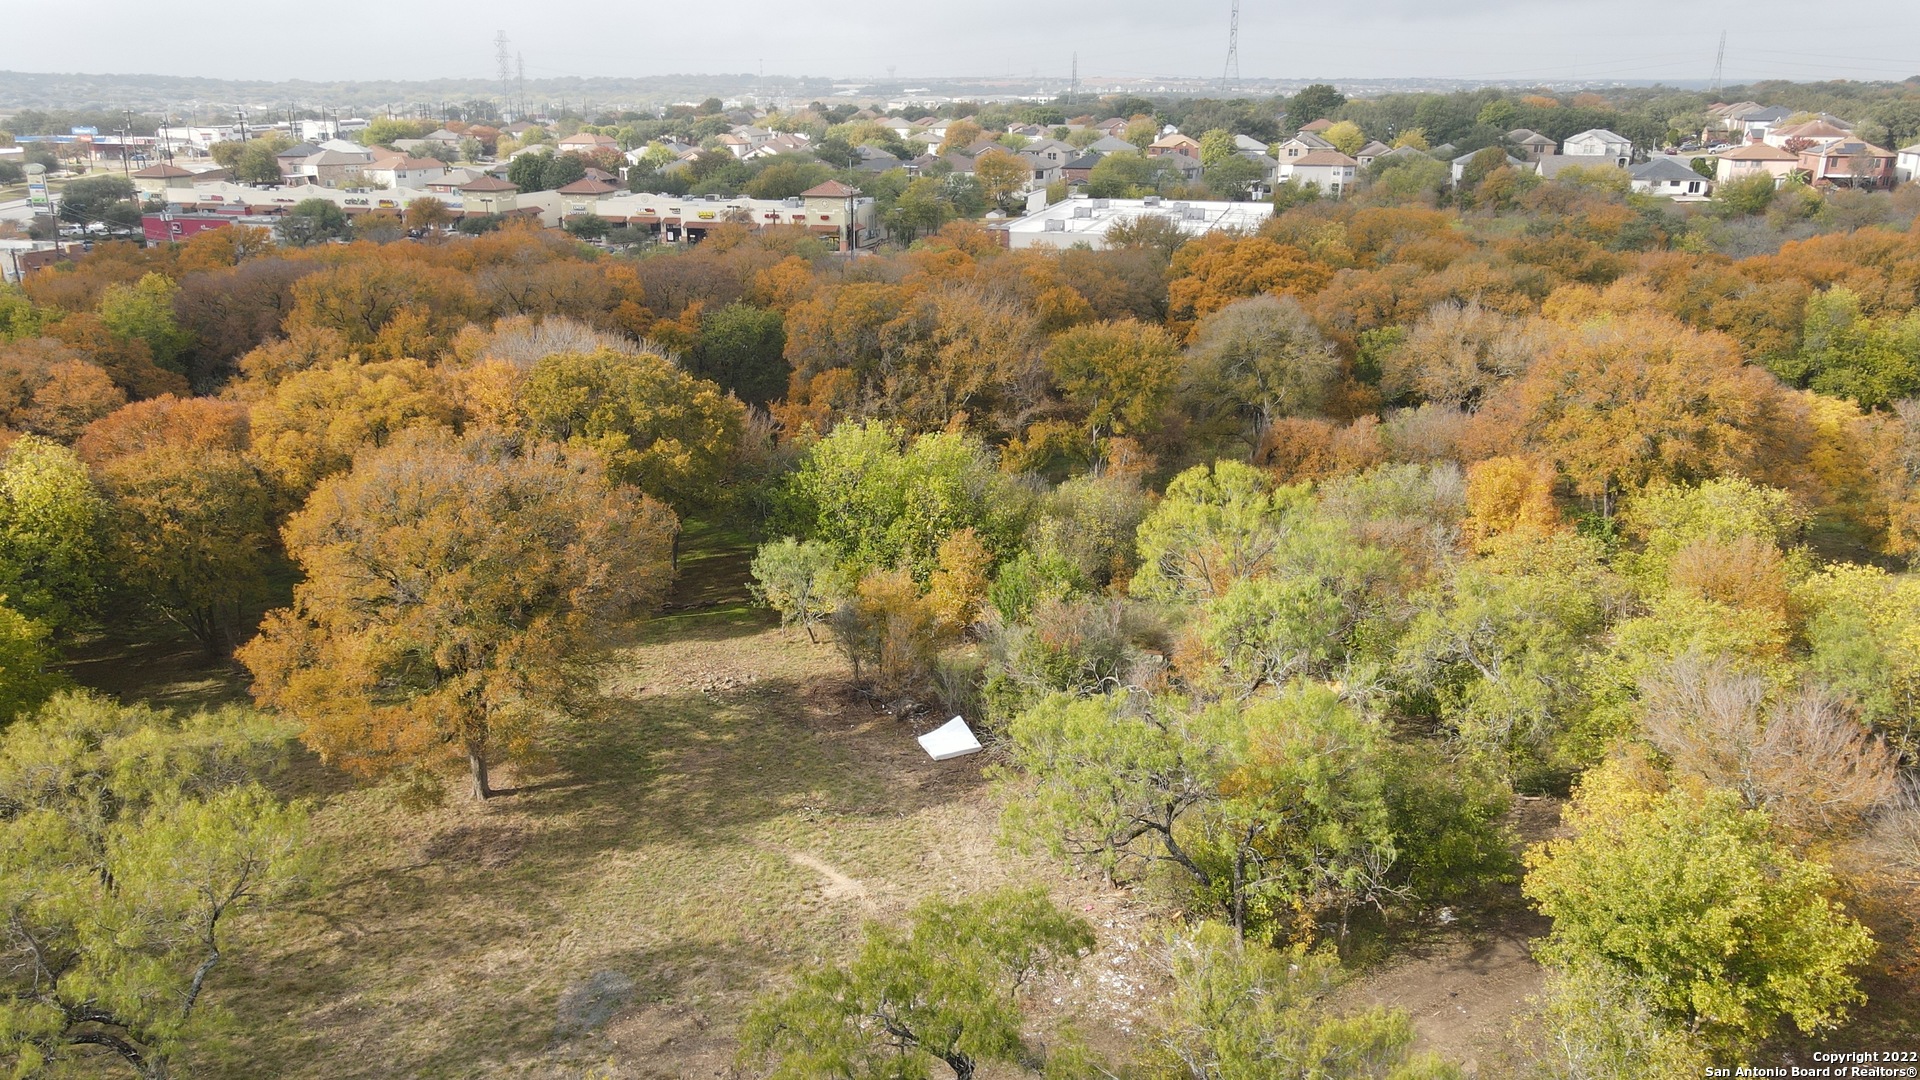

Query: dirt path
left=783, top=850, right=872, bottom=904
left=1347, top=924, right=1545, bottom=1074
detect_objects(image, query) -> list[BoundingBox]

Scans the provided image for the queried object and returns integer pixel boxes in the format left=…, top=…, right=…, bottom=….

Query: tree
left=1204, top=154, right=1266, bottom=201
left=1130, top=460, right=1303, bottom=602
left=1497, top=312, right=1784, bottom=515
left=749, top=538, right=845, bottom=642
left=779, top=422, right=1029, bottom=580
left=1150, top=922, right=1461, bottom=1079
left=93, top=435, right=276, bottom=657
left=1521, top=963, right=1710, bottom=1080
left=1523, top=761, right=1875, bottom=1046
left=518, top=347, right=745, bottom=513
left=690, top=302, right=788, bottom=407
left=973, top=149, right=1031, bottom=211
left=231, top=135, right=291, bottom=185
left=745, top=158, right=833, bottom=200
left=277, top=198, right=350, bottom=247
left=936, top=120, right=985, bottom=155
left=1396, top=531, right=1614, bottom=786
left=1042, top=319, right=1179, bottom=460
left=403, top=195, right=453, bottom=234
left=239, top=432, right=678, bottom=800
left=0, top=600, right=63, bottom=724
left=1288, top=84, right=1348, bottom=127
left=55, top=175, right=138, bottom=230
left=1322, top=120, right=1366, bottom=156
left=1380, top=302, right=1537, bottom=410
left=1185, top=295, right=1343, bottom=452
left=98, top=272, right=193, bottom=375
left=0, top=436, right=106, bottom=632
left=1779, top=287, right=1920, bottom=409
left=739, top=888, right=1095, bottom=1080
left=1198, top=129, right=1238, bottom=168
left=0, top=692, right=309, bottom=1079
left=246, top=356, right=458, bottom=499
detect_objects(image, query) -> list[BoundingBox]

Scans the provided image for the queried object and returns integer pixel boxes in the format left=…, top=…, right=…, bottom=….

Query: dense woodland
left=2, top=83, right=1920, bottom=1078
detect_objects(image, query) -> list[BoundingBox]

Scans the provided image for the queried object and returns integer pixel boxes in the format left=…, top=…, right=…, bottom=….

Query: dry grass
left=179, top=523, right=1160, bottom=1078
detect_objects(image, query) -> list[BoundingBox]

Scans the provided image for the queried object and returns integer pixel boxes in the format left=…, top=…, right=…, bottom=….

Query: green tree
left=739, top=888, right=1095, bottom=1080
left=745, top=158, right=833, bottom=200
left=1150, top=922, right=1461, bottom=1079
left=1130, top=460, right=1304, bottom=602
left=1710, top=173, right=1777, bottom=217
left=277, top=198, right=350, bottom=247
left=1198, top=128, right=1238, bottom=167
left=1287, top=85, right=1348, bottom=127
left=0, top=600, right=63, bottom=724
left=749, top=538, right=846, bottom=643
left=541, top=152, right=587, bottom=192
left=1777, top=286, right=1920, bottom=408
left=56, top=174, right=138, bottom=223
left=0, top=692, right=309, bottom=1079
left=1205, top=154, right=1266, bottom=202
left=1322, top=120, right=1366, bottom=156
left=691, top=302, right=789, bottom=407
left=1523, top=762, right=1875, bottom=1046
left=507, top=150, right=555, bottom=191
left=239, top=432, right=678, bottom=800
left=519, top=346, right=745, bottom=513
left=1396, top=532, right=1615, bottom=787
left=563, top=212, right=610, bottom=240
left=1521, top=963, right=1710, bottom=1080
left=1185, top=295, right=1342, bottom=452
left=0, top=436, right=106, bottom=632
left=98, top=272, right=193, bottom=375
left=780, top=421, right=1029, bottom=580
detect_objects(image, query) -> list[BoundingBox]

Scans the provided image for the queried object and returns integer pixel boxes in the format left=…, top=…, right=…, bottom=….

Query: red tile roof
left=799, top=180, right=860, bottom=198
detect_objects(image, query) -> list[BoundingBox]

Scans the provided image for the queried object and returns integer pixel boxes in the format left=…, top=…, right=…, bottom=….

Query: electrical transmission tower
left=1070, top=52, right=1078, bottom=106
left=1221, top=0, right=1240, bottom=93
left=1710, top=31, right=1726, bottom=94
left=495, top=31, right=513, bottom=113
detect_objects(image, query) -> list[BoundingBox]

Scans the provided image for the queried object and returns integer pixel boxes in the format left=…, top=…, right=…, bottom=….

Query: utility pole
left=517, top=53, right=527, bottom=121
left=1710, top=31, right=1727, bottom=95
left=1221, top=0, right=1240, bottom=94
left=1070, top=52, right=1078, bottom=107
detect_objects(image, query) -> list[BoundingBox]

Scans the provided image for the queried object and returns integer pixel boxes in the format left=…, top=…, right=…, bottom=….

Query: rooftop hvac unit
left=1043, top=218, right=1066, bottom=231
left=1184, top=206, right=1206, bottom=220
left=1143, top=195, right=1162, bottom=206
left=1072, top=205, right=1093, bottom=218
left=1091, top=199, right=1109, bottom=209
left=1170, top=201, right=1189, bottom=210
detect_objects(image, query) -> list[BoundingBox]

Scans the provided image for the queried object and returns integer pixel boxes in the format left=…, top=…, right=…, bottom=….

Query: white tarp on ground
left=918, top=716, right=982, bottom=761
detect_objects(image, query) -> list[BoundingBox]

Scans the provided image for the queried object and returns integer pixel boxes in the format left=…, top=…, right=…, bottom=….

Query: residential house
left=1275, top=132, right=1334, bottom=160
left=1354, top=140, right=1391, bottom=168
left=1020, top=138, right=1079, bottom=180
left=1085, top=135, right=1137, bottom=154
left=1147, top=133, right=1201, bottom=159
left=1728, top=105, right=1791, bottom=142
left=1797, top=139, right=1896, bottom=189
left=1714, top=141, right=1799, bottom=184
left=1093, top=118, right=1129, bottom=137
left=1233, top=134, right=1269, bottom=156
left=851, top=146, right=901, bottom=173
left=1287, top=150, right=1358, bottom=196
left=1629, top=156, right=1710, bottom=198
left=420, top=129, right=463, bottom=152
left=305, top=147, right=377, bottom=187
left=1898, top=143, right=1920, bottom=183
left=365, top=155, right=449, bottom=189
left=1507, top=128, right=1557, bottom=161
left=1299, top=118, right=1334, bottom=134
left=1452, top=150, right=1528, bottom=185
left=1766, top=119, right=1851, bottom=149
left=1061, top=153, right=1101, bottom=185
left=1534, top=154, right=1626, bottom=180
left=1561, top=129, right=1632, bottom=165
left=558, top=131, right=619, bottom=155
left=274, top=142, right=323, bottom=180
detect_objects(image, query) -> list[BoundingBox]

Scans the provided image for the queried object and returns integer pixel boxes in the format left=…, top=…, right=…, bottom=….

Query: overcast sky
left=6, top=0, right=1918, bottom=87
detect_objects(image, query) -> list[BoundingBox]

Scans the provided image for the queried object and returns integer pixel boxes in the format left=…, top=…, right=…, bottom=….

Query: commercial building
left=994, top=195, right=1274, bottom=251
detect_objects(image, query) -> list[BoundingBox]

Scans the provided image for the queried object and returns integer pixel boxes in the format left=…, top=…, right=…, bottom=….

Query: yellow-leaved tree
left=240, top=431, right=677, bottom=800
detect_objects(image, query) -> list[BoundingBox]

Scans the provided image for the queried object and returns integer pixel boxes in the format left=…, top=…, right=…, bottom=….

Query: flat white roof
left=1000, top=196, right=1274, bottom=250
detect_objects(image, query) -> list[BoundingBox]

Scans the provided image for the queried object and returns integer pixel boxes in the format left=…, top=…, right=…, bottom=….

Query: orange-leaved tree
left=240, top=431, right=677, bottom=800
